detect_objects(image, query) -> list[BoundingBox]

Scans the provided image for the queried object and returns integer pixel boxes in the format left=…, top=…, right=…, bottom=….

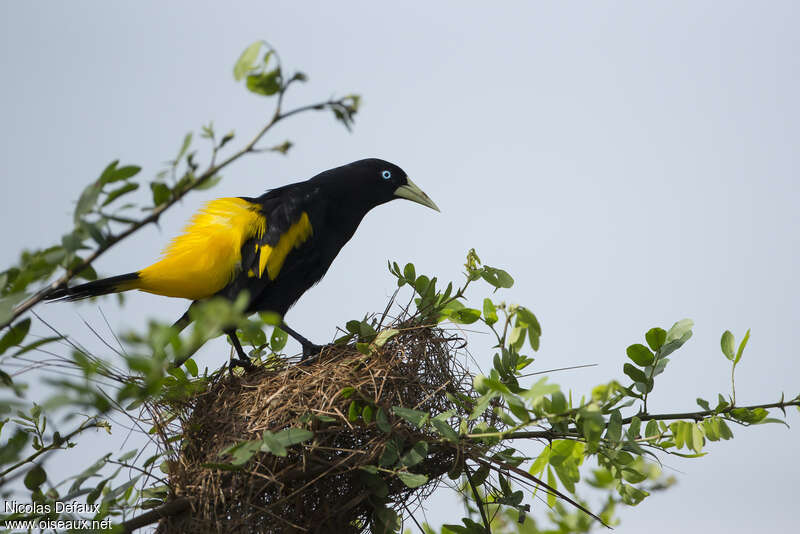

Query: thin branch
left=119, top=497, right=191, bottom=533
left=472, top=455, right=610, bottom=529
left=620, top=399, right=800, bottom=425
left=498, top=399, right=800, bottom=441
left=3, top=95, right=355, bottom=330
left=0, top=419, right=101, bottom=479
left=464, top=464, right=491, bottom=533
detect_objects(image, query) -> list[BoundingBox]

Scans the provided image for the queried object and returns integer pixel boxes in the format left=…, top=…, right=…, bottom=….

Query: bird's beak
left=393, top=179, right=440, bottom=212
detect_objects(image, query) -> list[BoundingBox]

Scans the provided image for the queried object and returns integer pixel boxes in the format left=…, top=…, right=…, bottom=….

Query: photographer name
left=4, top=500, right=101, bottom=514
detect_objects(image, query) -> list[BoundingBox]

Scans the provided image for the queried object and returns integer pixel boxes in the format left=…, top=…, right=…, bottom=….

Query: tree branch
left=464, top=464, right=491, bottom=533
left=3, top=95, right=354, bottom=330
left=0, top=419, right=101, bottom=479
left=496, top=398, right=800, bottom=441
left=120, top=497, right=191, bottom=533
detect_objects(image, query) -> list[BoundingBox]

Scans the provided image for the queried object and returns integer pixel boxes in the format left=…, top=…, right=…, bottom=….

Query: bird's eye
left=381, top=170, right=392, bottom=180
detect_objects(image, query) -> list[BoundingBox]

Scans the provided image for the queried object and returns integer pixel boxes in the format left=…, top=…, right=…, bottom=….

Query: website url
left=3, top=518, right=113, bottom=530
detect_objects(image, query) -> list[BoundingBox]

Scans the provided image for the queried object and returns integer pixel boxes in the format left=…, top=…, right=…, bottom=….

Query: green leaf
left=469, top=392, right=495, bottom=420
left=150, top=182, right=170, bottom=206
left=392, top=406, right=429, bottom=428
left=24, top=464, right=47, bottom=490
left=517, top=306, right=541, bottom=335
left=448, top=308, right=481, bottom=324
left=521, top=377, right=560, bottom=403
left=618, top=482, right=649, bottom=505
left=730, top=407, right=768, bottom=424
left=372, top=328, right=399, bottom=348
left=87, top=477, right=111, bottom=504
left=362, top=405, right=374, bottom=423
left=0, top=293, right=27, bottom=326
left=97, top=159, right=119, bottom=184
left=720, top=330, right=736, bottom=361
left=547, top=466, right=557, bottom=508
left=397, top=471, right=428, bottom=488
left=176, top=132, right=192, bottom=162
left=102, top=182, right=139, bottom=206
left=193, top=175, right=222, bottom=191
left=606, top=410, right=622, bottom=443
left=481, top=266, right=514, bottom=289
left=380, top=440, right=399, bottom=467
left=273, top=428, right=314, bottom=447
left=348, top=401, right=360, bottom=421
left=246, top=70, right=282, bottom=96
left=234, top=41, right=262, bottom=81
left=118, top=449, right=138, bottom=463
left=414, top=275, right=430, bottom=295
left=376, top=407, right=391, bottom=433
left=644, top=419, right=659, bottom=440
left=645, top=327, right=666, bottom=351
left=102, top=165, right=141, bottom=185
left=183, top=358, right=198, bottom=377
left=226, top=440, right=260, bottom=465
left=373, top=505, right=400, bottom=533
left=260, top=431, right=288, bottom=457
left=403, top=263, right=416, bottom=283
left=482, top=298, right=498, bottom=326
left=734, top=328, right=750, bottom=365
left=82, top=220, right=107, bottom=247
left=74, top=180, right=103, bottom=224
left=627, top=416, right=641, bottom=439
left=530, top=449, right=550, bottom=476
left=550, top=391, right=568, bottom=414
left=623, top=363, right=648, bottom=384
left=432, top=418, right=459, bottom=441
left=68, top=453, right=111, bottom=493
left=0, top=318, right=31, bottom=356
left=626, top=344, right=654, bottom=367
left=666, top=318, right=694, bottom=343
left=691, top=423, right=705, bottom=453
left=0, top=369, right=13, bottom=388
left=399, top=441, right=428, bottom=467
left=718, top=419, right=734, bottom=439
left=270, top=327, right=288, bottom=352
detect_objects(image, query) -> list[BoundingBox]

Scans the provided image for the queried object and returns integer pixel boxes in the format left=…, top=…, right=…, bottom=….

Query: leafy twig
left=3, top=94, right=356, bottom=331
left=0, top=418, right=102, bottom=479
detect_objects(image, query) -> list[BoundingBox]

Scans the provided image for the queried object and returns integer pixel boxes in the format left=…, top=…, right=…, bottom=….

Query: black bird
left=46, top=159, right=439, bottom=368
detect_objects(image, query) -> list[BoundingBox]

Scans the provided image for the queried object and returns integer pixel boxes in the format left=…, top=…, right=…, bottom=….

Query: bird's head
left=317, top=158, right=440, bottom=213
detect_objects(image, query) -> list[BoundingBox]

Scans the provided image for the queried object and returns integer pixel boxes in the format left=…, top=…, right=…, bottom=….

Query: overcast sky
left=1, top=1, right=798, bottom=532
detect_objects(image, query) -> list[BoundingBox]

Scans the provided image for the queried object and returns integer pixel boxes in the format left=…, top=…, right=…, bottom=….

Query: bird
left=45, top=158, right=439, bottom=369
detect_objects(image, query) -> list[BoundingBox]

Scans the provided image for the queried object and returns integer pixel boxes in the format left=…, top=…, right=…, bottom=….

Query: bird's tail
left=44, top=272, right=141, bottom=301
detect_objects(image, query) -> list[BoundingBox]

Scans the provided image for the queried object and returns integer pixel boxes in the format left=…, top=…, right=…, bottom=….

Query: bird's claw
left=229, top=357, right=255, bottom=374
left=300, top=343, right=325, bottom=363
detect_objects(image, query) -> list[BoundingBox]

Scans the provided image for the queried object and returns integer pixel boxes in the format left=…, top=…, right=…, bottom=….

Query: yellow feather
left=137, top=198, right=265, bottom=300
left=258, top=212, right=313, bottom=280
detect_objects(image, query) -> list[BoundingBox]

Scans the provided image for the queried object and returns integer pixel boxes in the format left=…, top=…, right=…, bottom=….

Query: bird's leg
left=225, top=329, right=254, bottom=371
left=280, top=322, right=323, bottom=361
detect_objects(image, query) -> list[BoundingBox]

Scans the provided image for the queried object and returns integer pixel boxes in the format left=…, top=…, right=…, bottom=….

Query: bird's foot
left=229, top=357, right=255, bottom=374
left=300, top=343, right=326, bottom=363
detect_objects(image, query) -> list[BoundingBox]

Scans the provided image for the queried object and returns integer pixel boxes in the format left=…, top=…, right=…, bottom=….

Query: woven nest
left=155, top=320, right=484, bottom=533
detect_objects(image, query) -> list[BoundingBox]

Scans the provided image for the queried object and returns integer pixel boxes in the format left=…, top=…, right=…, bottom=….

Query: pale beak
left=393, top=178, right=440, bottom=212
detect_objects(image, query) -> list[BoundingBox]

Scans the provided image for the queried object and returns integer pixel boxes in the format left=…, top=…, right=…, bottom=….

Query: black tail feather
left=44, top=272, right=140, bottom=302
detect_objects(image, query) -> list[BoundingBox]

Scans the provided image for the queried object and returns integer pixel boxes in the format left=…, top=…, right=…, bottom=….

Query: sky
left=1, top=1, right=799, bottom=532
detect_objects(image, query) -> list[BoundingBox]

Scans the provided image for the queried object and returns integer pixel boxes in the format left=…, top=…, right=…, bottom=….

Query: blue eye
left=381, top=170, right=392, bottom=180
